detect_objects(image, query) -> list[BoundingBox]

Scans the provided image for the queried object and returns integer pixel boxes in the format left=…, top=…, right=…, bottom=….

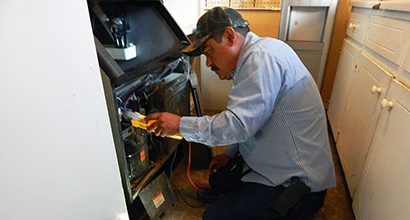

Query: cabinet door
left=337, top=52, right=392, bottom=197
left=327, top=39, right=360, bottom=140
left=353, top=79, right=410, bottom=220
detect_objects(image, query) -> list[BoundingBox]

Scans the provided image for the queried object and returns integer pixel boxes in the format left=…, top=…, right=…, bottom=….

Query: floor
left=163, top=129, right=355, bottom=220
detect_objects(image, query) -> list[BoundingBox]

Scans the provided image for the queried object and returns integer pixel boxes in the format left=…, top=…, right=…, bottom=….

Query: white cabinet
left=365, top=15, right=410, bottom=66
left=353, top=79, right=410, bottom=220
left=397, top=45, right=410, bottom=87
left=346, top=11, right=370, bottom=44
left=327, top=39, right=360, bottom=140
left=329, top=2, right=410, bottom=219
left=336, top=52, right=392, bottom=197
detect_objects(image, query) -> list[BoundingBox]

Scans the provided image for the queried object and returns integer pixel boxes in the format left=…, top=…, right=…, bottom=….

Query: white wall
left=164, top=0, right=202, bottom=35
left=0, top=1, right=128, bottom=219
left=164, top=0, right=232, bottom=112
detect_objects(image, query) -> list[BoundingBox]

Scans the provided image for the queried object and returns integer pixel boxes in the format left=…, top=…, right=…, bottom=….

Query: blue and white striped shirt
left=180, top=32, right=336, bottom=192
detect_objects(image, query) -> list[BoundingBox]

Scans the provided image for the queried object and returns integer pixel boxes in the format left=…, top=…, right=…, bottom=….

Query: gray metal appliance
left=87, top=0, right=206, bottom=218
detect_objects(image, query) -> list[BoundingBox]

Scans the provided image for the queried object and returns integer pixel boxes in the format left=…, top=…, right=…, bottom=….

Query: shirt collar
left=231, top=32, right=256, bottom=80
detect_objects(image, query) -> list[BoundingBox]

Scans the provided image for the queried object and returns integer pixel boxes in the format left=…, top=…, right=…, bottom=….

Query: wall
left=164, top=0, right=201, bottom=35
left=240, top=10, right=281, bottom=38
left=0, top=1, right=128, bottom=219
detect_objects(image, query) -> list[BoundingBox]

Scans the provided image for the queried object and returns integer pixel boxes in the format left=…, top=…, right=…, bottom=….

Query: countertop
left=351, top=0, right=410, bottom=12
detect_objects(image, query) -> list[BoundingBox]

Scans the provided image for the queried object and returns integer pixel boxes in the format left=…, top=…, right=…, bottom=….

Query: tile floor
left=161, top=129, right=355, bottom=220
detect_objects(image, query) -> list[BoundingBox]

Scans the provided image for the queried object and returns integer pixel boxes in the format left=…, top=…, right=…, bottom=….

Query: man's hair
left=212, top=26, right=250, bottom=43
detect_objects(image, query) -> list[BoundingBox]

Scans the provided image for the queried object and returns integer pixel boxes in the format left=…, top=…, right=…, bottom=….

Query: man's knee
left=202, top=201, right=238, bottom=220
left=287, top=190, right=327, bottom=219
left=202, top=204, right=220, bottom=220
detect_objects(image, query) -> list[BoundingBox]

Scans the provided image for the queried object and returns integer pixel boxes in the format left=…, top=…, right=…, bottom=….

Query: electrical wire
left=174, top=187, right=205, bottom=208
left=187, top=141, right=204, bottom=192
left=168, top=141, right=205, bottom=208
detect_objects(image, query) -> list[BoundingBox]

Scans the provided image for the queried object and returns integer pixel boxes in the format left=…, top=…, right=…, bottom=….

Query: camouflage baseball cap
left=182, top=7, right=248, bottom=56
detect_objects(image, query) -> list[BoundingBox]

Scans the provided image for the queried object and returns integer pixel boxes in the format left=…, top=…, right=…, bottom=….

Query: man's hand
left=209, top=154, right=230, bottom=174
left=145, top=112, right=181, bottom=137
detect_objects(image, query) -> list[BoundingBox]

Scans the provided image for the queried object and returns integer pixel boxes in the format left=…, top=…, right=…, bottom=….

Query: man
left=146, top=7, right=336, bottom=220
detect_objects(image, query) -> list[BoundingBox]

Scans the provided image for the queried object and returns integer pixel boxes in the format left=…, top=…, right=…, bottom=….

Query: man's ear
left=224, top=27, right=236, bottom=45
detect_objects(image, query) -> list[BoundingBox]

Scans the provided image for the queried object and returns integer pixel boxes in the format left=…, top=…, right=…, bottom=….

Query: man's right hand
left=209, top=154, right=230, bottom=174
left=145, top=112, right=181, bottom=137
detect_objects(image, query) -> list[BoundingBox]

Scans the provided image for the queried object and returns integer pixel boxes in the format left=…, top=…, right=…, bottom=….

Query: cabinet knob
left=381, top=99, right=395, bottom=109
left=371, top=85, right=382, bottom=94
left=349, top=23, right=357, bottom=30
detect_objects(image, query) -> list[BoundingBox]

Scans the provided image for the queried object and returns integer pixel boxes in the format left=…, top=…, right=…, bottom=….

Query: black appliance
left=87, top=0, right=209, bottom=217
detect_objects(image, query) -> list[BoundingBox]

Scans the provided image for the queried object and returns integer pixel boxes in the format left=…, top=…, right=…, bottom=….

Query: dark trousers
left=203, top=180, right=326, bottom=220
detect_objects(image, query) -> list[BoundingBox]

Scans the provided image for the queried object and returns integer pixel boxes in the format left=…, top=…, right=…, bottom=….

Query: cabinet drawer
left=360, top=51, right=393, bottom=86
left=365, top=15, right=410, bottom=66
left=397, top=46, right=410, bottom=87
left=346, top=12, right=369, bottom=44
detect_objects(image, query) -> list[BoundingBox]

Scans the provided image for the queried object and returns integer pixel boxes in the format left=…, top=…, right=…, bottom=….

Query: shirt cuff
left=179, top=116, right=207, bottom=144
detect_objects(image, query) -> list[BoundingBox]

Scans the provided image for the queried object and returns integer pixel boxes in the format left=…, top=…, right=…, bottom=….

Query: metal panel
left=279, top=0, right=339, bottom=89
left=287, top=7, right=327, bottom=42
left=89, top=0, right=190, bottom=86
left=139, top=172, right=179, bottom=220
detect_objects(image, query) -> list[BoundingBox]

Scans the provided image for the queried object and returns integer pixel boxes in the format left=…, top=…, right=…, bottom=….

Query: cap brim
left=181, top=33, right=211, bottom=57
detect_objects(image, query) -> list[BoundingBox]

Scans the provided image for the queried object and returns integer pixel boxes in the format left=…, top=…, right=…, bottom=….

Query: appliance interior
left=87, top=1, right=199, bottom=215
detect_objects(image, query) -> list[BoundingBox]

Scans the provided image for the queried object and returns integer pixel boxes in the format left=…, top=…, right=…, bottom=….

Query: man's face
left=201, top=34, right=234, bottom=80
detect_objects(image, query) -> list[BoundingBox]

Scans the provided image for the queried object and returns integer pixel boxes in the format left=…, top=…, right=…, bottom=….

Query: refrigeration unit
left=87, top=0, right=205, bottom=218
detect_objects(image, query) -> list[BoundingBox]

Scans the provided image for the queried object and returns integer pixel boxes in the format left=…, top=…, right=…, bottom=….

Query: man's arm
left=147, top=50, right=283, bottom=146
